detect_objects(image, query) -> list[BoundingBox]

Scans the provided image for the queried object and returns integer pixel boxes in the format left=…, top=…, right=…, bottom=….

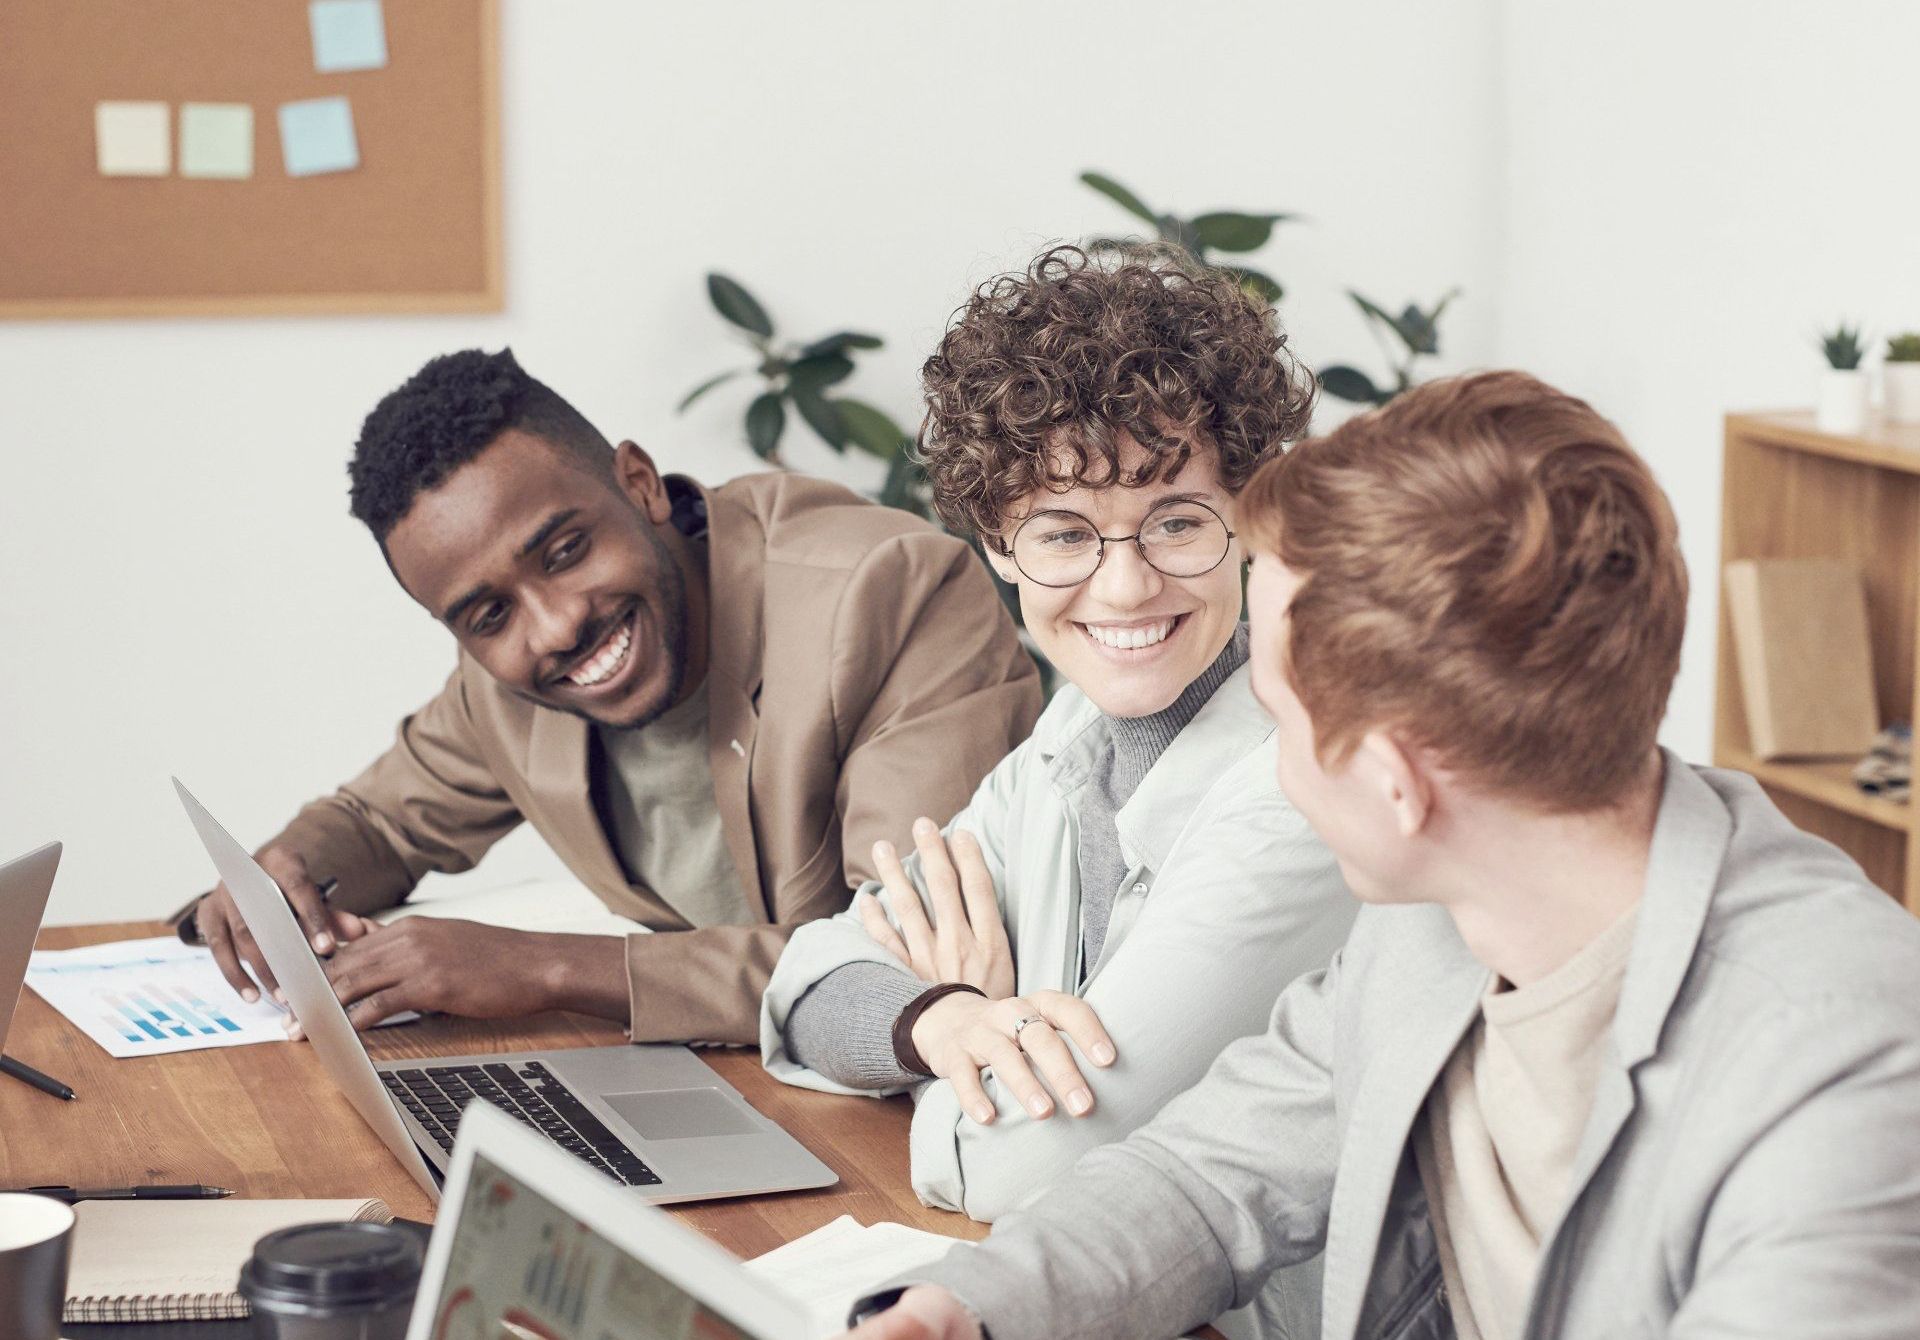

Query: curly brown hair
left=917, top=244, right=1315, bottom=543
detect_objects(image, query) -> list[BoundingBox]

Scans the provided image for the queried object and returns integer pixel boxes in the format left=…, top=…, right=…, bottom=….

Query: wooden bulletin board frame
left=0, top=0, right=501, bottom=318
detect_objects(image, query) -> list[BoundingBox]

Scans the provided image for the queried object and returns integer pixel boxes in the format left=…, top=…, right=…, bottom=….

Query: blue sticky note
left=278, top=97, right=359, bottom=176
left=310, top=0, right=388, bottom=73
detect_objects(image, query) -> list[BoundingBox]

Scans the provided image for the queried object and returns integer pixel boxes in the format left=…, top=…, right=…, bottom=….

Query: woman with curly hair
left=760, top=246, right=1354, bottom=1324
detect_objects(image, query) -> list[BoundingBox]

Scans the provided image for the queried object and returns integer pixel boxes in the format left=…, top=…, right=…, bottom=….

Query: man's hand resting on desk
left=312, top=918, right=629, bottom=1031
left=194, top=846, right=368, bottom=1004
left=848, top=1286, right=983, bottom=1340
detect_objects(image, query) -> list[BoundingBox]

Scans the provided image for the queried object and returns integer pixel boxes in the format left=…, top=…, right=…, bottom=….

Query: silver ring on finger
left=1009, top=1013, right=1044, bottom=1040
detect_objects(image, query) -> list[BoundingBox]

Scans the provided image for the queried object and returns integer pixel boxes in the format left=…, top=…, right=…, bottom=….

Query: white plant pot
left=1817, top=368, right=1869, bottom=435
left=1884, top=363, right=1920, bottom=426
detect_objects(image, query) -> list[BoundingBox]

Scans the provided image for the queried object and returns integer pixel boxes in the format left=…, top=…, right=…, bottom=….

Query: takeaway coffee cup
left=238, top=1221, right=422, bottom=1340
left=0, top=1192, right=75, bottom=1340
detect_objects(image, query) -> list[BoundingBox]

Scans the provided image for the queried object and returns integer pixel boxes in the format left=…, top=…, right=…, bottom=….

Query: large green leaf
left=1080, top=172, right=1159, bottom=226
left=790, top=386, right=847, bottom=451
left=1223, top=266, right=1284, bottom=306
left=1190, top=212, right=1292, bottom=253
left=676, top=369, right=741, bottom=414
left=707, top=273, right=774, bottom=340
left=745, top=391, right=786, bottom=458
left=800, top=331, right=884, bottom=357
left=1316, top=364, right=1385, bottom=405
left=786, top=352, right=855, bottom=392
left=833, top=397, right=911, bottom=460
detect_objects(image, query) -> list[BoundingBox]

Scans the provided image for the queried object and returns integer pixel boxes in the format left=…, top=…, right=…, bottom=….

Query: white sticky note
left=278, top=97, right=360, bottom=177
left=179, top=103, right=253, bottom=179
left=310, top=0, right=388, bottom=73
left=96, top=101, right=171, bottom=176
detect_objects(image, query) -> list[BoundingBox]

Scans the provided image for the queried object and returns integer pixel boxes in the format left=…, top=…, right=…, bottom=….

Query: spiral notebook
left=63, top=1197, right=392, bottom=1323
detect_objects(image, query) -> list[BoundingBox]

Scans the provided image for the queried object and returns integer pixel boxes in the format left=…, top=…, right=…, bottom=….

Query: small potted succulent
left=1884, top=332, right=1920, bottom=426
left=1816, top=323, right=1869, bottom=435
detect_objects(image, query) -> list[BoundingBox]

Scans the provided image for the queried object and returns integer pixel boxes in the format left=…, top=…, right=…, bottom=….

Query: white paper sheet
left=746, top=1215, right=960, bottom=1339
left=24, top=936, right=288, bottom=1058
left=376, top=877, right=648, bottom=938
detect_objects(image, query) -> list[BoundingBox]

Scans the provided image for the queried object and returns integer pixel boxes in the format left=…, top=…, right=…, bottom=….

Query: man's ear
left=1357, top=731, right=1433, bottom=839
left=614, top=440, right=673, bottom=525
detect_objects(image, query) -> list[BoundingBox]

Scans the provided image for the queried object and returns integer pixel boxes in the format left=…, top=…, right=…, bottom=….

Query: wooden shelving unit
left=1715, top=411, right=1920, bottom=913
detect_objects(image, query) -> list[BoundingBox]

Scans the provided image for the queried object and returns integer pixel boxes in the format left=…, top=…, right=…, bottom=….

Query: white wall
left=0, top=0, right=1503, bottom=924
left=1495, top=0, right=1920, bottom=761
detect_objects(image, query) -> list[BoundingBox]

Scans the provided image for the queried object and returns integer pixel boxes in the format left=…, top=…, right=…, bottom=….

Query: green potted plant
left=1884, top=332, right=1920, bottom=426
left=678, top=273, right=929, bottom=513
left=1316, top=289, right=1460, bottom=406
left=1079, top=171, right=1291, bottom=305
left=1816, top=322, right=1869, bottom=435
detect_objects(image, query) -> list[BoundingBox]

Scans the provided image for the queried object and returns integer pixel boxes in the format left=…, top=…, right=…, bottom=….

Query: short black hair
left=348, top=347, right=612, bottom=542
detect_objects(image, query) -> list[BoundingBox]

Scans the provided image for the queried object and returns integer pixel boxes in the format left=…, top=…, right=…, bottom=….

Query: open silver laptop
left=0, top=843, right=62, bottom=1054
left=409, top=1101, right=811, bottom=1339
left=174, top=779, right=836, bottom=1206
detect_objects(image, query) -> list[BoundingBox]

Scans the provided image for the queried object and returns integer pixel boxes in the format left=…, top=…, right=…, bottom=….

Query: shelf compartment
left=1712, top=748, right=1908, bottom=831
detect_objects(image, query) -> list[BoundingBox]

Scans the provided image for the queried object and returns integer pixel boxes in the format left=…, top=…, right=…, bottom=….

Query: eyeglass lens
left=1011, top=499, right=1231, bottom=586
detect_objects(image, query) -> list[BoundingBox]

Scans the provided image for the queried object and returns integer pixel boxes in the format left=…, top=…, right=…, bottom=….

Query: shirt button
left=1131, top=882, right=1148, bottom=894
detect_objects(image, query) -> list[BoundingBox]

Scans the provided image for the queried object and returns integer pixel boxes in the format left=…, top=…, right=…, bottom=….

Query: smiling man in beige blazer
left=175, top=347, right=1041, bottom=1045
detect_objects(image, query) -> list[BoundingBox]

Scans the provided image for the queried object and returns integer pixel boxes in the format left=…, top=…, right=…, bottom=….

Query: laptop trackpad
left=603, top=1087, right=760, bottom=1140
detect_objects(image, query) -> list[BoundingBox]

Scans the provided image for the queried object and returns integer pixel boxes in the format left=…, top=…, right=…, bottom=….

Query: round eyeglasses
left=999, top=498, right=1236, bottom=588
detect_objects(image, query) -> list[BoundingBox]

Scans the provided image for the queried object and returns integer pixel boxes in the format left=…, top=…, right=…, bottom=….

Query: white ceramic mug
left=0, top=1193, right=74, bottom=1340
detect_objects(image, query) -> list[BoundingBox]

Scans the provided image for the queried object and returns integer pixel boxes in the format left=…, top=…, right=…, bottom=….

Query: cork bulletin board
left=0, top=0, right=501, bottom=317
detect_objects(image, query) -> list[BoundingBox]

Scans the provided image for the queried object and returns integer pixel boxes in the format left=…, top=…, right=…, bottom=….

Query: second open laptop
left=0, top=842, right=62, bottom=1056
left=174, top=779, right=836, bottom=1205
left=409, top=1100, right=813, bottom=1339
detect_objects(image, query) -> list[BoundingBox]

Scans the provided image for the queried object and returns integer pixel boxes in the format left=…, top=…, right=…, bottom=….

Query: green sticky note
left=180, top=103, right=253, bottom=179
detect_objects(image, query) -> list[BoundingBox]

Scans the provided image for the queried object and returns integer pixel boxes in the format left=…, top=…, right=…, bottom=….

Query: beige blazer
left=185, top=473, right=1041, bottom=1045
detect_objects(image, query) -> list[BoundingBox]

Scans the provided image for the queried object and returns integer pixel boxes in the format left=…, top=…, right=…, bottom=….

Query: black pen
left=0, top=1053, right=76, bottom=1101
left=18, top=1184, right=232, bottom=1203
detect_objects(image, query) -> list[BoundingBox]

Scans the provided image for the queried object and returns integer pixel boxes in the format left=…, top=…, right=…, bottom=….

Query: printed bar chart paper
left=24, top=936, right=289, bottom=1058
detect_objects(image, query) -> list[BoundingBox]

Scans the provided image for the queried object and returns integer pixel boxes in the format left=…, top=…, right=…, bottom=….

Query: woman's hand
left=858, top=818, right=1014, bottom=1000
left=911, top=988, right=1116, bottom=1125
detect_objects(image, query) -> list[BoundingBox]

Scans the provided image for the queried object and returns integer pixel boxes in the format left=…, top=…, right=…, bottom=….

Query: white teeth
left=566, top=618, right=632, bottom=687
left=1083, top=619, right=1175, bottom=651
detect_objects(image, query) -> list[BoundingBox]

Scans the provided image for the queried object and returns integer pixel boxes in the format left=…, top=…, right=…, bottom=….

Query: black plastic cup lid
left=239, top=1222, right=422, bottom=1311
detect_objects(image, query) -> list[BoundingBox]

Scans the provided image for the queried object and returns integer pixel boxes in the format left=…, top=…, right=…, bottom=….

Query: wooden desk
left=6, top=922, right=1224, bottom=1338
left=0, top=921, right=985, bottom=1258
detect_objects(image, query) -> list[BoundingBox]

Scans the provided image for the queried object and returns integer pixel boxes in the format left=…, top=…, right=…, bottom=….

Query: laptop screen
left=424, top=1151, right=752, bottom=1340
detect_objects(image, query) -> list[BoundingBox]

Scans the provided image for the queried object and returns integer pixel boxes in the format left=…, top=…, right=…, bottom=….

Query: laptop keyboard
left=380, top=1060, right=663, bottom=1187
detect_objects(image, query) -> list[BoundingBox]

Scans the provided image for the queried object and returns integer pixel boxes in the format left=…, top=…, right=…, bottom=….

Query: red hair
left=1241, top=371, right=1687, bottom=810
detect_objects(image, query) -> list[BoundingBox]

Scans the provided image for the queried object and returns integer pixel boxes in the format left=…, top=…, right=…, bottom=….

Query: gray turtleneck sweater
left=782, top=627, right=1250, bottom=1090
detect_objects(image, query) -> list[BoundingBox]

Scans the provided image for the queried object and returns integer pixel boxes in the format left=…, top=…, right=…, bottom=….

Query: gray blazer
left=885, top=757, right=1920, bottom=1338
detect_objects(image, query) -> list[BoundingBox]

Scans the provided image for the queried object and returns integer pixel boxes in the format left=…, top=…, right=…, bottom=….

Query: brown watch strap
left=892, top=982, right=986, bottom=1076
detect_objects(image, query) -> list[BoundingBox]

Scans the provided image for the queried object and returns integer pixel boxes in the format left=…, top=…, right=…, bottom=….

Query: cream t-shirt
left=593, top=683, right=752, bottom=929
left=1414, top=906, right=1640, bottom=1340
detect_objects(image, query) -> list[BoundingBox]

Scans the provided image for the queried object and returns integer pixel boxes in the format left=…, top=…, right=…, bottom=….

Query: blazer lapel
left=1324, top=919, right=1488, bottom=1340
left=525, top=705, right=629, bottom=899
left=695, top=478, right=768, bottom=920
left=1524, top=754, right=1729, bottom=1335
